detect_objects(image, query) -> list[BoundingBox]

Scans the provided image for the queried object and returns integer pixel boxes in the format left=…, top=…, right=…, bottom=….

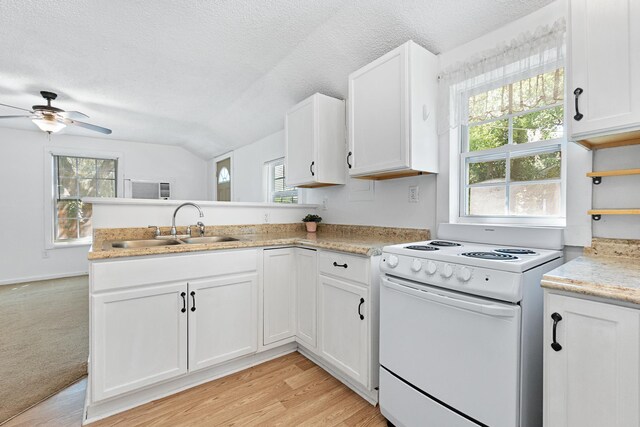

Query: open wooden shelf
left=587, top=168, right=640, bottom=184
left=588, top=209, right=640, bottom=221
left=577, top=130, right=640, bottom=150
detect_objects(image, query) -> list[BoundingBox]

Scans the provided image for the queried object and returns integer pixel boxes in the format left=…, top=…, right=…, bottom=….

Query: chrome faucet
left=197, top=221, right=206, bottom=237
left=171, top=202, right=204, bottom=238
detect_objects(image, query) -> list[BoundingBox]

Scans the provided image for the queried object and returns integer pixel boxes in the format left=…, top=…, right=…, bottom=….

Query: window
left=266, top=158, right=298, bottom=203
left=460, top=68, right=565, bottom=222
left=217, top=166, right=230, bottom=183
left=53, top=155, right=117, bottom=243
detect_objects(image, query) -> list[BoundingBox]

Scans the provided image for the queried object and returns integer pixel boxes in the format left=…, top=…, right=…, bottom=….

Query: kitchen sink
left=111, top=239, right=182, bottom=249
left=180, top=236, right=239, bottom=244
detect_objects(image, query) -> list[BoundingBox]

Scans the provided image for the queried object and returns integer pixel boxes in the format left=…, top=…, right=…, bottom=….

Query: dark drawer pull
left=333, top=262, right=348, bottom=269
left=180, top=292, right=186, bottom=313
left=190, top=291, right=196, bottom=312
left=358, top=298, right=365, bottom=320
left=347, top=151, right=352, bottom=169
left=551, top=312, right=562, bottom=351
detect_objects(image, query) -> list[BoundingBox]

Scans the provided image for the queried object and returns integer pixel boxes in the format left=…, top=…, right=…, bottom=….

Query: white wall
left=89, top=198, right=318, bottom=228
left=229, top=130, right=438, bottom=229
left=232, top=131, right=286, bottom=202
left=0, top=127, right=207, bottom=285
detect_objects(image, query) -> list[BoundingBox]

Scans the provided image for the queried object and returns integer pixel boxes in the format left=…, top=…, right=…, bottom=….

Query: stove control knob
left=425, top=261, right=437, bottom=275
left=411, top=259, right=422, bottom=272
left=441, top=264, right=454, bottom=278
left=386, top=255, right=399, bottom=268
left=458, top=266, right=472, bottom=282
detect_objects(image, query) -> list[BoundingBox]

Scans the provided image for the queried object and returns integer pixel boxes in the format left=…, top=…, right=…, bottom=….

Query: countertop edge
left=88, top=238, right=384, bottom=260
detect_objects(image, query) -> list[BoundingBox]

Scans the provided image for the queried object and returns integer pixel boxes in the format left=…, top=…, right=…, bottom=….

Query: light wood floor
left=4, top=352, right=386, bottom=426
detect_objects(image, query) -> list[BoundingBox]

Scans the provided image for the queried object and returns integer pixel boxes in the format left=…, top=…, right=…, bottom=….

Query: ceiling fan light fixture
left=32, top=116, right=66, bottom=133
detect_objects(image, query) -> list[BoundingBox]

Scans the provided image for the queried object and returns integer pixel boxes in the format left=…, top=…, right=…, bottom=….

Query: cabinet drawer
left=91, top=249, right=257, bottom=292
left=318, top=251, right=369, bottom=285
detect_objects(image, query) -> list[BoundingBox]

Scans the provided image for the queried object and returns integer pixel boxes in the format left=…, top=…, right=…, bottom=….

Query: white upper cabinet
left=285, top=93, right=346, bottom=188
left=569, top=0, right=640, bottom=146
left=348, top=40, right=438, bottom=179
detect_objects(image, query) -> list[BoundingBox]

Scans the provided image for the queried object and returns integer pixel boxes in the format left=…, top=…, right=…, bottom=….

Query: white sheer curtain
left=437, top=18, right=566, bottom=135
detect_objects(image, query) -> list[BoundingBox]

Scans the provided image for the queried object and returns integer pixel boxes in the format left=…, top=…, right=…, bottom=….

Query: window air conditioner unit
left=126, top=179, right=172, bottom=200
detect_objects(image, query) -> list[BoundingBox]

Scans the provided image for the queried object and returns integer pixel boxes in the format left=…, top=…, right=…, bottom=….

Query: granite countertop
left=542, top=238, right=640, bottom=305
left=88, top=224, right=430, bottom=260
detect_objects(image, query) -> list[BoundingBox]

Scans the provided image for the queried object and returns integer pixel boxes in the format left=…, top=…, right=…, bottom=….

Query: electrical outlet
left=42, top=250, right=49, bottom=259
left=263, top=212, right=270, bottom=223
left=322, top=197, right=329, bottom=211
left=409, top=185, right=419, bottom=203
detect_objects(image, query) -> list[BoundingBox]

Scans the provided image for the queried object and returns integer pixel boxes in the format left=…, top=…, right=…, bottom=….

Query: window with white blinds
left=266, top=158, right=298, bottom=203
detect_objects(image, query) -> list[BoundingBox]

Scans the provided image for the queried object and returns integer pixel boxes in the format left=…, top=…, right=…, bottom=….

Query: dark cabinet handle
left=190, top=291, right=196, bottom=312
left=310, top=161, right=315, bottom=176
left=333, top=261, right=348, bottom=268
left=180, top=292, right=186, bottom=313
left=347, top=151, right=352, bottom=169
left=573, top=88, right=584, bottom=121
left=358, top=298, right=365, bottom=320
left=551, top=312, right=562, bottom=351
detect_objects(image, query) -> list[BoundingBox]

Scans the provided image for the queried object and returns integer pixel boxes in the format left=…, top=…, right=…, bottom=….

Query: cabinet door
left=319, top=275, right=369, bottom=387
left=188, top=274, right=258, bottom=372
left=263, top=248, right=296, bottom=345
left=349, top=44, right=408, bottom=175
left=286, top=96, right=316, bottom=187
left=569, top=0, right=640, bottom=138
left=92, top=283, right=188, bottom=401
left=544, top=293, right=640, bottom=427
left=295, top=248, right=318, bottom=348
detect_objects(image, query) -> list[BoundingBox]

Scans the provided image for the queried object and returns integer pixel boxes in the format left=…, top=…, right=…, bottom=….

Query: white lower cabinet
left=319, top=274, right=369, bottom=387
left=544, top=291, right=640, bottom=427
left=295, top=248, right=318, bottom=348
left=88, top=247, right=379, bottom=422
left=263, top=248, right=296, bottom=345
left=92, top=282, right=188, bottom=401
left=188, top=274, right=258, bottom=372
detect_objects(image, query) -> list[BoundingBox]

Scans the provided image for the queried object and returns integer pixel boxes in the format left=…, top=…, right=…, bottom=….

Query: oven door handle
left=383, top=277, right=517, bottom=318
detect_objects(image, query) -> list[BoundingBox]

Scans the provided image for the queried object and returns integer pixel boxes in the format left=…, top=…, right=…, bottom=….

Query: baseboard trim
left=0, top=272, right=88, bottom=286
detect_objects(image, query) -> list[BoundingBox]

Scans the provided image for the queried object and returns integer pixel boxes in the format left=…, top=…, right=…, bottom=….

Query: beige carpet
left=0, top=276, right=88, bottom=424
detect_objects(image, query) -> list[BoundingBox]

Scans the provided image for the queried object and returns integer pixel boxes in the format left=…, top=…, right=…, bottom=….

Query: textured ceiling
left=0, top=0, right=553, bottom=158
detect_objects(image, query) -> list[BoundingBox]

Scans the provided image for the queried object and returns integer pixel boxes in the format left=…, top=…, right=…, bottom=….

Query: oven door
left=380, top=275, right=521, bottom=427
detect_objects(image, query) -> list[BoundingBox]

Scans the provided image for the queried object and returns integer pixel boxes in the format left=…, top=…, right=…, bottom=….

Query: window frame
left=456, top=68, right=567, bottom=227
left=44, top=147, right=124, bottom=249
left=265, top=158, right=299, bottom=204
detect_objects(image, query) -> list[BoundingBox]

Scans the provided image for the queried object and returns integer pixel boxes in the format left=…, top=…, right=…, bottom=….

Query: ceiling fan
left=0, top=91, right=112, bottom=135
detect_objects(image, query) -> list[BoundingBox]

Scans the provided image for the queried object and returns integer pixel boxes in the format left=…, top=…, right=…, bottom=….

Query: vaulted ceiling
left=0, top=0, right=552, bottom=158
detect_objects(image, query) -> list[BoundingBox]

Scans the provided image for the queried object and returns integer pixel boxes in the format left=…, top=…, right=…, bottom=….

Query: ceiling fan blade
left=0, top=115, right=34, bottom=119
left=0, top=102, right=34, bottom=113
left=59, top=110, right=89, bottom=119
left=63, top=118, right=112, bottom=135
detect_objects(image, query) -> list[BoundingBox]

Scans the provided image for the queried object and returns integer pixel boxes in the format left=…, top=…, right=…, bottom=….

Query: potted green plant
left=302, top=214, right=322, bottom=233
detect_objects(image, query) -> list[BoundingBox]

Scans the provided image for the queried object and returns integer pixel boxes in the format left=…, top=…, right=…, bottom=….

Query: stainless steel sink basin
left=111, top=239, right=182, bottom=249
left=180, top=236, right=239, bottom=244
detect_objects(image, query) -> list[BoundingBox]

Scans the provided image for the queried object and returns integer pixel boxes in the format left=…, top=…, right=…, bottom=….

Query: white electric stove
left=379, top=224, right=564, bottom=427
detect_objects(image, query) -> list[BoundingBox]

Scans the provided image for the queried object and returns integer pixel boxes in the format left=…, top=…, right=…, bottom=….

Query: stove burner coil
left=494, top=248, right=536, bottom=255
left=429, top=241, right=462, bottom=247
left=462, top=252, right=519, bottom=260
left=405, top=245, right=439, bottom=251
